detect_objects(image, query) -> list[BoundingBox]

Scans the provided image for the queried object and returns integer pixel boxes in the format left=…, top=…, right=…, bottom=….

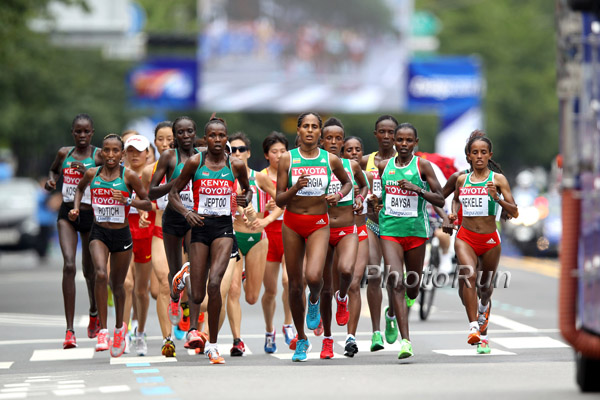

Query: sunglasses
left=231, top=146, right=248, bottom=153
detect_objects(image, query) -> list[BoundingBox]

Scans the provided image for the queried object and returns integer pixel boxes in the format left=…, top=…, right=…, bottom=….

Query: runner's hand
left=68, top=208, right=79, bottom=221
left=185, top=211, right=204, bottom=227
left=293, top=174, right=309, bottom=192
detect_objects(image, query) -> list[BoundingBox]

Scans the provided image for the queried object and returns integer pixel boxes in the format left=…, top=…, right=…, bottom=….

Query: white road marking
left=1, top=385, right=28, bottom=389
left=0, top=393, right=27, bottom=399
left=490, top=315, right=538, bottom=332
left=0, top=389, right=28, bottom=393
left=109, top=355, right=177, bottom=365
left=56, top=384, right=85, bottom=389
left=52, top=389, right=85, bottom=396
left=30, top=348, right=94, bottom=362
left=98, top=385, right=130, bottom=393
left=56, top=381, right=84, bottom=385
left=433, top=349, right=516, bottom=356
left=491, top=336, right=569, bottom=349
left=351, top=340, right=403, bottom=353
left=269, top=351, right=344, bottom=360
left=0, top=362, right=13, bottom=369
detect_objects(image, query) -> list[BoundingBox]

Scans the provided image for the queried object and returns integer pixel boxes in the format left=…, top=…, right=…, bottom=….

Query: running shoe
left=134, top=329, right=147, bottom=356
left=96, top=329, right=109, bottom=352
left=178, top=302, right=190, bottom=333
left=314, top=319, right=324, bottom=336
left=384, top=306, right=398, bottom=344
left=320, top=338, right=334, bottom=359
left=289, top=334, right=298, bottom=350
left=109, top=322, right=127, bottom=358
left=370, top=331, right=384, bottom=352
left=162, top=337, right=176, bottom=357
left=87, top=315, right=100, bottom=339
left=405, top=292, right=415, bottom=308
left=205, top=347, right=226, bottom=364
left=335, top=291, right=349, bottom=326
left=344, top=337, right=358, bottom=358
left=292, top=338, right=311, bottom=362
left=468, top=327, right=481, bottom=345
left=477, top=339, right=491, bottom=354
left=168, top=293, right=182, bottom=326
left=174, top=325, right=186, bottom=341
left=282, top=324, right=295, bottom=346
left=306, top=298, right=321, bottom=330
left=264, top=332, right=277, bottom=354
left=230, top=338, right=245, bottom=357
left=172, top=262, right=190, bottom=298
left=397, top=339, right=413, bottom=359
left=478, top=300, right=491, bottom=333
left=63, top=330, right=77, bottom=349
left=185, top=329, right=207, bottom=350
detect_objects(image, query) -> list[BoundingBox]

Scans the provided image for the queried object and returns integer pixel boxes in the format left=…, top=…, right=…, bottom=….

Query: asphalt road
left=0, top=248, right=591, bottom=400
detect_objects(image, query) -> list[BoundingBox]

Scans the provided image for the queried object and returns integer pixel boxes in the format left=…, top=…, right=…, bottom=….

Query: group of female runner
left=47, top=111, right=518, bottom=363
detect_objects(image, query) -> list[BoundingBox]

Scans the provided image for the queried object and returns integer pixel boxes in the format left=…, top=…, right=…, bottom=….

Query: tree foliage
left=0, top=0, right=132, bottom=177
left=417, top=0, right=558, bottom=172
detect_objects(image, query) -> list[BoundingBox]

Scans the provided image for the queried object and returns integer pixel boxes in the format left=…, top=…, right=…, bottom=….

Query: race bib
left=460, top=187, right=488, bottom=217
left=371, top=171, right=382, bottom=198
left=196, top=179, right=233, bottom=216
left=180, top=180, right=194, bottom=211
left=62, top=167, right=91, bottom=204
left=92, top=188, right=126, bottom=223
left=384, top=186, right=418, bottom=217
left=291, top=166, right=328, bottom=197
left=327, top=170, right=352, bottom=203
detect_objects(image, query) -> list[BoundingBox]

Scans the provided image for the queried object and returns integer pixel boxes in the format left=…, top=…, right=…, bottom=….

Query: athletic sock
left=469, top=321, right=479, bottom=330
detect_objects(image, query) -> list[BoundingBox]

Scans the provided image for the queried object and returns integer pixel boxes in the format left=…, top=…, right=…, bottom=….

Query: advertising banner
left=127, top=58, right=198, bottom=109
left=407, top=56, right=485, bottom=169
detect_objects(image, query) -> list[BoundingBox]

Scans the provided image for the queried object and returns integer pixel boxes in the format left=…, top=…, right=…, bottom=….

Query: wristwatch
left=125, top=197, right=132, bottom=206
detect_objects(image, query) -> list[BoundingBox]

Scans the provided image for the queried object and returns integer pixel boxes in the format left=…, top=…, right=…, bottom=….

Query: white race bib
left=291, top=166, right=328, bottom=197
left=384, top=186, right=418, bottom=217
left=460, top=187, right=488, bottom=217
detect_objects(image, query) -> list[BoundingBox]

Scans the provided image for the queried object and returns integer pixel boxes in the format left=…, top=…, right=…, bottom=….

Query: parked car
left=0, top=178, right=42, bottom=254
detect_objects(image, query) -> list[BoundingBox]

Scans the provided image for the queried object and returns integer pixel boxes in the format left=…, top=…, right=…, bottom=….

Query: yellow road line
left=500, top=256, right=559, bottom=278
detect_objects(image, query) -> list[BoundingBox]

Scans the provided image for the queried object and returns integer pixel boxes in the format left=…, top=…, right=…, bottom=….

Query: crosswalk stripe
left=432, top=349, right=516, bottom=356
left=98, top=385, right=130, bottom=393
left=0, top=362, right=13, bottom=369
left=490, top=336, right=568, bottom=349
left=110, top=356, right=177, bottom=365
left=0, top=393, right=27, bottom=399
left=30, top=349, right=94, bottom=362
left=490, top=315, right=538, bottom=332
left=269, top=351, right=344, bottom=360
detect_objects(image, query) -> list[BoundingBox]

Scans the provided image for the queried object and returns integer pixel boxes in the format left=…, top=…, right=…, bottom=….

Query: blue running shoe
left=264, top=332, right=277, bottom=354
left=173, top=324, right=185, bottom=340
left=292, top=338, right=312, bottom=362
left=306, top=298, right=321, bottom=330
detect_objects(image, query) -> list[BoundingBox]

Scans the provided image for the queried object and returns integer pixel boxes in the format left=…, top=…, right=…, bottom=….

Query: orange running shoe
left=95, top=329, right=109, bottom=352
left=172, top=262, right=190, bottom=298
left=314, top=319, right=324, bottom=336
left=206, top=347, right=225, bottom=364
left=468, top=327, right=481, bottom=345
left=178, top=302, right=190, bottom=332
left=63, top=330, right=77, bottom=349
left=478, top=300, right=491, bottom=333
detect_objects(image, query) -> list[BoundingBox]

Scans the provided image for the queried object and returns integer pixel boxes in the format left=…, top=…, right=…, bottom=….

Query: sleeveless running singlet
left=327, top=157, right=355, bottom=207
left=366, top=151, right=396, bottom=199
left=152, top=161, right=168, bottom=211
left=169, top=149, right=196, bottom=211
left=61, top=147, right=98, bottom=204
left=90, top=166, right=131, bottom=223
left=379, top=155, right=429, bottom=238
left=249, top=169, right=268, bottom=213
left=361, top=170, right=370, bottom=215
left=459, top=170, right=499, bottom=217
left=192, top=152, right=235, bottom=216
left=287, top=148, right=331, bottom=197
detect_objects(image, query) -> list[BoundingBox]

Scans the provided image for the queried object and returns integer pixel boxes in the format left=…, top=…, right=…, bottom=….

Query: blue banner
left=406, top=56, right=484, bottom=169
left=127, top=58, right=198, bottom=109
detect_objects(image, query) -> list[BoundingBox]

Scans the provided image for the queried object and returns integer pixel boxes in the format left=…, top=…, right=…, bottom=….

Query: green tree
left=0, top=0, right=133, bottom=177
left=417, top=0, right=558, bottom=173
